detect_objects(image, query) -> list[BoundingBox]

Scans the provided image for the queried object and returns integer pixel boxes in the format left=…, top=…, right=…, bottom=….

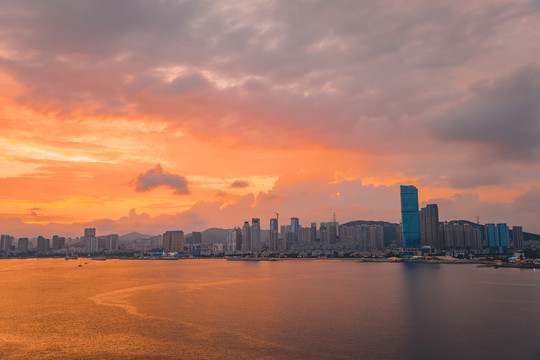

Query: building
left=512, top=226, right=524, bottom=250
left=191, top=232, right=202, bottom=244
left=419, top=204, right=439, bottom=250
left=84, top=228, right=98, bottom=253
left=485, top=224, right=499, bottom=253
left=269, top=218, right=278, bottom=251
left=291, top=217, right=299, bottom=244
left=163, top=230, right=184, bottom=253
left=52, top=235, right=65, bottom=250
left=242, top=221, right=251, bottom=252
left=400, top=185, right=421, bottom=249
left=84, top=228, right=96, bottom=237
left=370, top=225, right=385, bottom=250
left=98, top=234, right=119, bottom=251
left=17, top=238, right=29, bottom=252
left=497, top=223, right=509, bottom=253
left=1, top=235, right=14, bottom=251
left=310, top=223, right=317, bottom=244
left=37, top=236, right=50, bottom=252
left=251, top=218, right=261, bottom=251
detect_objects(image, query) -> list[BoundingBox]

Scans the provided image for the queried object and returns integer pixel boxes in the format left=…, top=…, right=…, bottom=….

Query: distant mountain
left=342, top=220, right=399, bottom=227
left=119, top=232, right=155, bottom=242
left=201, top=228, right=230, bottom=244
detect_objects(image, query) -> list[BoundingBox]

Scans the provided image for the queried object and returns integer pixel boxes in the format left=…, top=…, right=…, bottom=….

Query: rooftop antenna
left=275, top=212, right=279, bottom=220
left=333, top=212, right=336, bottom=223
left=476, top=215, right=480, bottom=225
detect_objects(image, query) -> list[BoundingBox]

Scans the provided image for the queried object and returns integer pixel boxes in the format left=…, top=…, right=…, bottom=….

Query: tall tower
left=420, top=204, right=439, bottom=250
left=251, top=218, right=261, bottom=251
left=400, top=185, right=421, bottom=249
left=270, top=217, right=278, bottom=251
left=242, top=221, right=251, bottom=252
left=291, top=217, right=299, bottom=244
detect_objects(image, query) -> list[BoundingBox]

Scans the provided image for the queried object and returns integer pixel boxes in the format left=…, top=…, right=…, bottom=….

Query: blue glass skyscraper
left=400, top=185, right=421, bottom=249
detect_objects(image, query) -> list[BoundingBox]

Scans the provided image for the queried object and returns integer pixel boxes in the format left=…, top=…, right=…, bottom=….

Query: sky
left=0, top=0, right=539, bottom=237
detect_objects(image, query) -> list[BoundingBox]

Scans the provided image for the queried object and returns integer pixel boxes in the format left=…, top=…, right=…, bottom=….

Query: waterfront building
left=291, top=217, right=299, bottom=244
left=37, top=236, right=50, bottom=252
left=163, top=230, right=184, bottom=253
left=419, top=204, right=439, bottom=250
left=453, top=223, right=465, bottom=248
left=99, top=234, right=119, bottom=251
left=512, top=226, right=524, bottom=250
left=400, top=185, right=421, bottom=249
left=242, top=221, right=251, bottom=252
left=251, top=218, right=261, bottom=251
left=497, top=223, right=509, bottom=253
left=17, top=238, right=29, bottom=252
left=270, top=218, right=278, bottom=251
left=310, top=223, right=317, bottom=244
left=355, top=225, right=371, bottom=250
left=485, top=224, right=499, bottom=253
left=1, top=235, right=14, bottom=251
left=191, top=232, right=202, bottom=244
left=52, top=235, right=65, bottom=250
left=370, top=225, right=385, bottom=250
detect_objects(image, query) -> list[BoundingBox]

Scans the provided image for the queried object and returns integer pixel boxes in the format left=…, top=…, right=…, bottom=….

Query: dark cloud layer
left=433, top=65, right=540, bottom=161
left=136, top=164, right=189, bottom=195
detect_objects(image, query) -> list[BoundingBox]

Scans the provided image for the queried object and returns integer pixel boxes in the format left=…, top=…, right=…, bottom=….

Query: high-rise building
left=242, top=221, right=251, bottom=252
left=251, top=218, right=261, bottom=251
left=370, top=225, right=385, bottom=250
left=512, top=226, right=524, bottom=250
left=191, top=232, right=202, bottom=244
left=163, top=230, right=184, bottom=253
left=310, top=223, right=317, bottom=244
left=485, top=224, right=499, bottom=253
left=400, top=185, right=420, bottom=249
left=1, top=235, right=14, bottom=251
left=52, top=235, right=65, bottom=250
left=497, top=223, right=509, bottom=253
left=453, top=223, right=464, bottom=248
left=270, top=218, right=278, bottom=251
left=84, top=228, right=98, bottom=253
left=291, top=217, right=299, bottom=244
left=99, top=234, right=119, bottom=251
left=17, top=238, right=29, bottom=252
left=84, top=228, right=96, bottom=237
left=37, top=236, right=50, bottom=252
left=419, top=204, right=439, bottom=250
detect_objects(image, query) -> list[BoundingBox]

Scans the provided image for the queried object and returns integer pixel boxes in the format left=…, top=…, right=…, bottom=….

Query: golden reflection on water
left=1, top=259, right=540, bottom=359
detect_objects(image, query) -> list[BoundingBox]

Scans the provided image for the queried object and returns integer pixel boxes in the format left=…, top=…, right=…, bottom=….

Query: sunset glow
left=1, top=0, right=539, bottom=237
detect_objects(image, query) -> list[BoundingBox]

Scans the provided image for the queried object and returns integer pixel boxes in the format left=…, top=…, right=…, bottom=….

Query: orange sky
left=1, top=0, right=540, bottom=237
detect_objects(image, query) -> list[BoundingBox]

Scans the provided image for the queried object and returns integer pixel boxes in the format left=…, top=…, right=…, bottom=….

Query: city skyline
left=1, top=1, right=539, bottom=237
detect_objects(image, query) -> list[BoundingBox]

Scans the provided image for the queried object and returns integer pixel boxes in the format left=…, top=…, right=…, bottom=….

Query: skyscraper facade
left=419, top=204, right=439, bottom=250
left=400, top=185, right=421, bottom=249
left=242, top=221, right=251, bottom=252
left=291, top=217, right=299, bottom=244
left=251, top=218, right=261, bottom=251
left=270, top=218, right=278, bottom=251
left=512, top=226, right=524, bottom=249
left=163, top=230, right=184, bottom=253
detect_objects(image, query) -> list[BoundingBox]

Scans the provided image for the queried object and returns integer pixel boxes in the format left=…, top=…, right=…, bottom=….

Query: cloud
left=230, top=180, right=249, bottom=188
left=432, top=65, right=540, bottom=161
left=135, top=164, right=189, bottom=195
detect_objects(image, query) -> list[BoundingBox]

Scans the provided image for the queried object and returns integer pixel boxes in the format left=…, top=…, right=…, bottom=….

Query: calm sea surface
left=0, top=259, right=539, bottom=359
